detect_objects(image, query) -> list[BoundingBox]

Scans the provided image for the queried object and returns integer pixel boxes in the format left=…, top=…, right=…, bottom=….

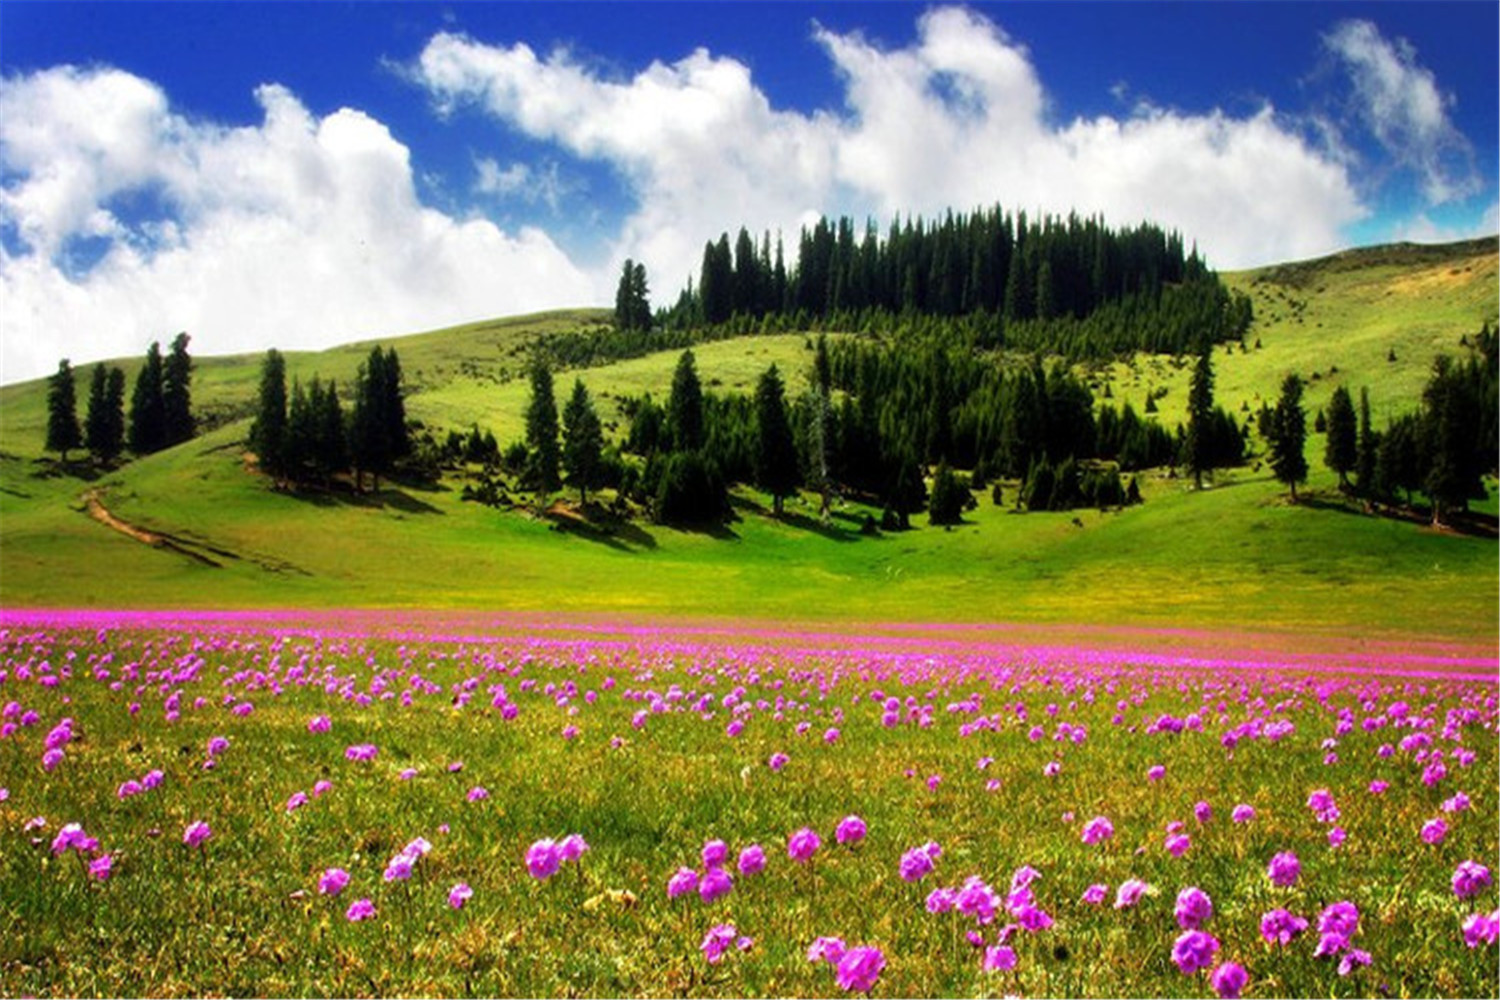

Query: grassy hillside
left=1, top=240, right=1495, bottom=641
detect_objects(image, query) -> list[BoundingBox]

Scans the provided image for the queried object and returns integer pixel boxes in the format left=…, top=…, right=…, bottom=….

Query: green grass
left=1, top=618, right=1494, bottom=997
left=1, top=242, right=1496, bottom=644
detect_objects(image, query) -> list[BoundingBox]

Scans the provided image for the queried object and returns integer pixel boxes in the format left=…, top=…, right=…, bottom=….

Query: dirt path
left=82, top=489, right=223, bottom=567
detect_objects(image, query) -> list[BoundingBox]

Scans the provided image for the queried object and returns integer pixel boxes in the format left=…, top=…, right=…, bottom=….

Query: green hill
left=1, top=239, right=1495, bottom=641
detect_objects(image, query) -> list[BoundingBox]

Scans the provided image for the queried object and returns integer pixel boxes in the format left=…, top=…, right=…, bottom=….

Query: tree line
left=248, top=345, right=410, bottom=492
left=46, top=333, right=195, bottom=464
left=657, top=207, right=1253, bottom=359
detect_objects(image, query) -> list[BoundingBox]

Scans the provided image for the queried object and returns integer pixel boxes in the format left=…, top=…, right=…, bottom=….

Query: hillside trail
left=81, top=488, right=223, bottom=567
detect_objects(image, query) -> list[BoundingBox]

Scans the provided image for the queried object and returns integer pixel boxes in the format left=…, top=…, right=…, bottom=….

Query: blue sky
left=1, top=2, right=1495, bottom=383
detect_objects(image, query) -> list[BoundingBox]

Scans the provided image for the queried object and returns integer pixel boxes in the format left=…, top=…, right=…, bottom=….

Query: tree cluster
left=667, top=207, right=1252, bottom=359
left=249, top=345, right=408, bottom=491
left=46, top=334, right=194, bottom=464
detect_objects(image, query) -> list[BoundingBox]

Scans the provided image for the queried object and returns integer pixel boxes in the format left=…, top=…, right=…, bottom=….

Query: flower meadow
left=0, top=610, right=1495, bottom=998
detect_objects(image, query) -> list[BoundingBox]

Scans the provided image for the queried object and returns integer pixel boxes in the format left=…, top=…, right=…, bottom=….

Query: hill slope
left=1, top=239, right=1495, bottom=641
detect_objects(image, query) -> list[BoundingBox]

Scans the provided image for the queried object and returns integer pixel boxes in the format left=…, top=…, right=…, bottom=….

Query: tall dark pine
left=349, top=346, right=408, bottom=492
left=614, top=259, right=653, bottom=333
left=315, top=379, right=347, bottom=483
left=525, top=360, right=561, bottom=494
left=1355, top=387, right=1378, bottom=498
left=753, top=365, right=799, bottom=516
left=667, top=350, right=704, bottom=453
left=248, top=349, right=288, bottom=482
left=1185, top=348, right=1215, bottom=489
left=104, top=368, right=126, bottom=460
left=1268, top=374, right=1308, bottom=502
left=562, top=378, right=604, bottom=504
left=85, top=364, right=124, bottom=462
left=128, top=341, right=166, bottom=455
left=1323, top=385, right=1357, bottom=491
left=45, top=359, right=82, bottom=460
left=162, top=332, right=194, bottom=446
left=1422, top=354, right=1485, bottom=527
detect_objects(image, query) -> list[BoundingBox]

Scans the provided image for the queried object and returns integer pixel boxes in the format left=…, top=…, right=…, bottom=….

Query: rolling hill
left=1, top=238, right=1495, bottom=641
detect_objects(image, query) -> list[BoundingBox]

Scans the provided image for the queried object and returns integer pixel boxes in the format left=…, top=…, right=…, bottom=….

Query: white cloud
left=414, top=5, right=1366, bottom=293
left=1324, top=19, right=1479, bottom=204
left=0, top=67, right=592, bottom=384
left=1388, top=200, right=1500, bottom=245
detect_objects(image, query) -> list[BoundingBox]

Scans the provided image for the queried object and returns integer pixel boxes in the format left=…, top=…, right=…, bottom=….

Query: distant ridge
left=1243, top=236, right=1499, bottom=289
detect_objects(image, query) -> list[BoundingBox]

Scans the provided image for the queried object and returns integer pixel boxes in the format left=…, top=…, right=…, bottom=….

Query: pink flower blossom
left=1114, top=878, right=1151, bottom=909
left=667, top=867, right=699, bottom=899
left=1081, top=816, right=1114, bottom=845
left=1171, top=930, right=1220, bottom=974
left=788, top=827, right=821, bottom=863
left=1230, top=803, right=1255, bottom=823
left=448, top=882, right=473, bottom=909
left=835, top=815, right=867, bottom=846
left=1267, top=851, right=1300, bottom=888
left=807, top=936, right=846, bottom=964
left=525, top=838, right=561, bottom=880
left=1260, top=908, right=1308, bottom=945
left=1211, top=961, right=1248, bottom=999
left=1175, top=887, right=1213, bottom=929
left=318, top=868, right=350, bottom=896
left=737, top=844, right=765, bottom=876
left=699, top=867, right=733, bottom=903
left=346, top=897, right=376, bottom=922
left=182, top=820, right=212, bottom=849
left=834, top=945, right=886, bottom=992
left=982, top=945, right=1017, bottom=972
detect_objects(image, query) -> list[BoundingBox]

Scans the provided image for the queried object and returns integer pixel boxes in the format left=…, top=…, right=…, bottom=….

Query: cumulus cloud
left=1324, top=19, right=1479, bottom=204
left=0, top=66, right=592, bottom=384
left=414, top=5, right=1365, bottom=294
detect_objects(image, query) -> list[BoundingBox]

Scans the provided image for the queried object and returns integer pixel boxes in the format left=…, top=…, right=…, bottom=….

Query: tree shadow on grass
left=540, top=502, right=659, bottom=552
left=284, top=484, right=444, bottom=516
left=1299, top=491, right=1498, bottom=539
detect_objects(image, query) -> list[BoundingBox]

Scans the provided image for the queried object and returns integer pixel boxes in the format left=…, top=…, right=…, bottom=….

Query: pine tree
left=667, top=350, right=704, bottom=453
left=753, top=364, right=799, bottom=516
left=162, top=332, right=194, bottom=446
left=1323, top=385, right=1357, bottom=491
left=45, top=359, right=82, bottom=460
left=314, top=378, right=347, bottom=483
left=562, top=378, right=604, bottom=504
left=128, top=341, right=166, bottom=455
left=614, top=259, right=652, bottom=333
left=84, top=364, right=122, bottom=463
left=525, top=360, right=561, bottom=494
left=104, top=368, right=126, bottom=460
left=1422, top=354, right=1486, bottom=527
left=248, top=349, right=288, bottom=482
left=349, top=347, right=407, bottom=492
left=1184, top=348, right=1215, bottom=489
left=927, top=460, right=965, bottom=525
left=1268, top=374, right=1308, bottom=502
left=1355, top=387, right=1378, bottom=498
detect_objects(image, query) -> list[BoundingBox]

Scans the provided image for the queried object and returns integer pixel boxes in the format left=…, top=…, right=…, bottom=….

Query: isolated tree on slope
left=1268, top=374, right=1308, bottom=503
left=46, top=359, right=82, bottom=461
left=753, top=364, right=799, bottom=516
left=1184, top=347, right=1215, bottom=489
left=162, top=332, right=194, bottom=447
left=85, top=364, right=125, bottom=463
left=525, top=360, right=561, bottom=495
left=1323, top=385, right=1357, bottom=491
left=249, top=349, right=288, bottom=482
left=128, top=341, right=166, bottom=455
left=562, top=378, right=604, bottom=504
left=668, top=350, right=704, bottom=453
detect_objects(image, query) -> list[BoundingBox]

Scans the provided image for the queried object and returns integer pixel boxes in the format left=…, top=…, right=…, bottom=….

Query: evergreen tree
left=1268, top=374, right=1308, bottom=502
left=1376, top=413, right=1423, bottom=504
left=349, top=347, right=408, bottom=492
left=562, top=378, right=604, bottom=504
left=1355, top=387, right=1378, bottom=498
left=667, top=350, right=704, bottom=452
left=128, top=342, right=166, bottom=455
left=1323, top=385, right=1357, bottom=491
left=104, top=368, right=126, bottom=460
left=524, top=360, right=561, bottom=494
left=614, top=259, right=653, bottom=333
left=248, top=349, right=288, bottom=482
left=85, top=364, right=125, bottom=463
left=284, top=378, right=313, bottom=480
left=927, top=460, right=965, bottom=525
left=753, top=364, right=799, bottom=516
left=162, top=332, right=194, bottom=446
left=1184, top=347, right=1215, bottom=488
left=315, top=379, right=347, bottom=482
left=1422, top=354, right=1486, bottom=526
left=45, top=359, right=82, bottom=460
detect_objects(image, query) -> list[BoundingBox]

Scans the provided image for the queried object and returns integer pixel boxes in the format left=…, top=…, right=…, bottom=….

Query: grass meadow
left=0, top=612, right=1495, bottom=997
